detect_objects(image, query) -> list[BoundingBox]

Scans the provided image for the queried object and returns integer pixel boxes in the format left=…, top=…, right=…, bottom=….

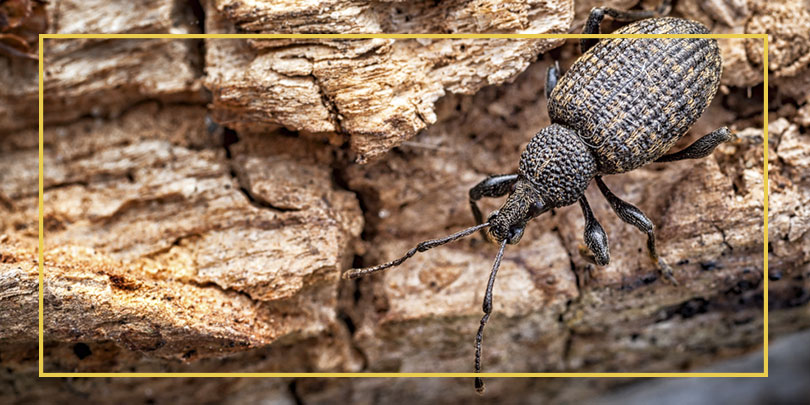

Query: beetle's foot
left=578, top=243, right=598, bottom=265
left=475, top=377, right=485, bottom=394
left=658, top=258, right=679, bottom=286
left=734, top=129, right=762, bottom=144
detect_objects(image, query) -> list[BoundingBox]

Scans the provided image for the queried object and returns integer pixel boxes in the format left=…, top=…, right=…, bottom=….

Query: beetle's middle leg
left=469, top=174, right=519, bottom=240
left=656, top=127, right=732, bottom=162
left=594, top=177, right=678, bottom=285
left=581, top=0, right=672, bottom=53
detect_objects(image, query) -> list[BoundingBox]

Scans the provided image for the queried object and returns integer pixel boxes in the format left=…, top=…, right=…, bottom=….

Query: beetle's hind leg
left=578, top=195, right=610, bottom=266
left=469, top=174, right=519, bottom=241
left=581, top=0, right=672, bottom=53
left=656, top=127, right=732, bottom=162
left=594, top=177, right=678, bottom=285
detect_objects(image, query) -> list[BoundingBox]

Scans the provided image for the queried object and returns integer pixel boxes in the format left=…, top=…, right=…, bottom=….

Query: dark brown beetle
left=344, top=3, right=732, bottom=393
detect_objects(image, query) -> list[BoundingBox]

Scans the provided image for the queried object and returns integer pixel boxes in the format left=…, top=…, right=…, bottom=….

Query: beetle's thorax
left=518, top=124, right=597, bottom=207
left=489, top=124, right=598, bottom=244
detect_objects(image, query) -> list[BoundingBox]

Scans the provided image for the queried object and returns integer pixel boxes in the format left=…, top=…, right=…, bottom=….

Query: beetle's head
left=487, top=178, right=549, bottom=244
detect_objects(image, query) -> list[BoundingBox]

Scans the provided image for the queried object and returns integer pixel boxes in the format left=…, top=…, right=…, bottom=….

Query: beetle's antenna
left=342, top=222, right=491, bottom=279
left=474, top=238, right=508, bottom=394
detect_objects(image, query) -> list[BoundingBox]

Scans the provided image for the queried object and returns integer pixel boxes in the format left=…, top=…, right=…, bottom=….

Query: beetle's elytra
left=343, top=4, right=732, bottom=395
left=548, top=17, right=723, bottom=175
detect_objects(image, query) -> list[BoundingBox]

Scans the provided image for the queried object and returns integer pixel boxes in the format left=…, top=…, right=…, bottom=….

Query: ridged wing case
left=547, top=17, right=722, bottom=174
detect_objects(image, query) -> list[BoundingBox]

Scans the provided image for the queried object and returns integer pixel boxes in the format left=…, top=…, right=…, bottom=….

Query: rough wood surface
left=677, top=0, right=810, bottom=88
left=1, top=102, right=363, bottom=369
left=204, top=0, right=575, bottom=161
left=0, top=0, right=205, bottom=132
left=1, top=0, right=809, bottom=404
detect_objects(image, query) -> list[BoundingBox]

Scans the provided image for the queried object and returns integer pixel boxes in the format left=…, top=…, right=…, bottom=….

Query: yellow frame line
left=38, top=34, right=46, bottom=378
left=37, top=33, right=769, bottom=379
left=40, top=33, right=768, bottom=39
left=40, top=372, right=765, bottom=378
left=762, top=36, right=769, bottom=377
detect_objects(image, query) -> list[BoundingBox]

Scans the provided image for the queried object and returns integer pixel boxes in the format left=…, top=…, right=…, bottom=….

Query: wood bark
left=204, top=0, right=574, bottom=161
left=1, top=0, right=809, bottom=403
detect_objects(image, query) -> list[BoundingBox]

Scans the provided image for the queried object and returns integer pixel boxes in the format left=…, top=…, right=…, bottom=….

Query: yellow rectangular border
left=38, top=32, right=769, bottom=378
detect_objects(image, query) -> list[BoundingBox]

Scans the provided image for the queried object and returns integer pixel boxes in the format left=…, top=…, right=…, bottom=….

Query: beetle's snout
left=486, top=179, right=548, bottom=245
left=487, top=211, right=525, bottom=245
left=486, top=211, right=507, bottom=242
left=486, top=211, right=505, bottom=242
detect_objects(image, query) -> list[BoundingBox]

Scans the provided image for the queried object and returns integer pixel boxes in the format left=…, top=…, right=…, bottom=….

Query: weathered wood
left=0, top=0, right=204, bottom=132
left=204, top=0, right=575, bottom=161
left=1, top=103, right=363, bottom=370
left=677, top=0, right=810, bottom=87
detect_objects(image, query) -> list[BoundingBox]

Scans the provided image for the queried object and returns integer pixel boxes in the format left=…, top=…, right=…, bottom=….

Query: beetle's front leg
left=469, top=174, right=519, bottom=240
left=578, top=195, right=610, bottom=266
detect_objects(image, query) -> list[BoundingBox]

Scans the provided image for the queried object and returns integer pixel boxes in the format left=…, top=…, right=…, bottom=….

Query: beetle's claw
left=658, top=258, right=679, bottom=286
left=578, top=243, right=598, bottom=265
left=474, top=377, right=485, bottom=394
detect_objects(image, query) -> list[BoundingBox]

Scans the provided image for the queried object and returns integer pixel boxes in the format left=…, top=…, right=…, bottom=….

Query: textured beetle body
left=345, top=8, right=734, bottom=395
left=547, top=17, right=722, bottom=175
left=516, top=124, right=596, bottom=208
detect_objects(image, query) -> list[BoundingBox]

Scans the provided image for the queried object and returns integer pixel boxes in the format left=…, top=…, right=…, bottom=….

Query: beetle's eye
left=529, top=201, right=548, bottom=218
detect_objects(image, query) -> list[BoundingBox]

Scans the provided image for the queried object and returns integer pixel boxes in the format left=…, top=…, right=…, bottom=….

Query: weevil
left=343, top=2, right=732, bottom=394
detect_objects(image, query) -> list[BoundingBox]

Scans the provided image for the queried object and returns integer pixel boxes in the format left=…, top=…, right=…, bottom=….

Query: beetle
left=343, top=3, right=732, bottom=394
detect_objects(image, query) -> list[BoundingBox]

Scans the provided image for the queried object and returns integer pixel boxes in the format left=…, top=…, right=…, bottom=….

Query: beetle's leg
left=656, top=127, right=732, bottom=162
left=581, top=0, right=672, bottom=53
left=578, top=195, right=610, bottom=266
left=474, top=238, right=508, bottom=394
left=594, top=177, right=678, bottom=285
left=545, top=60, right=561, bottom=99
left=469, top=174, right=519, bottom=240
